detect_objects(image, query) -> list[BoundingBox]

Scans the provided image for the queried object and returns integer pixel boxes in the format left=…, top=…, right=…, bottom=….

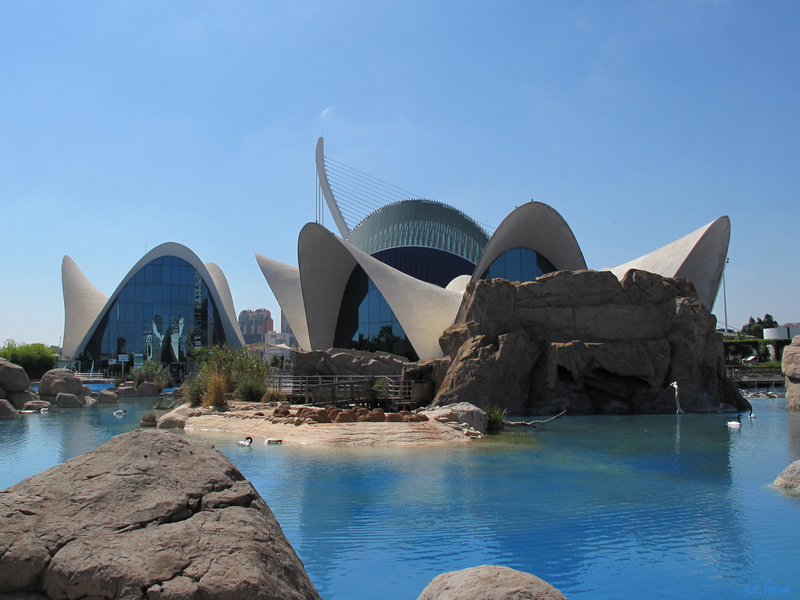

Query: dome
left=346, top=199, right=489, bottom=265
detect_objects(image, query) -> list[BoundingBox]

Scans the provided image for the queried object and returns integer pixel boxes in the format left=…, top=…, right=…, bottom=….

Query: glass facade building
left=333, top=266, right=416, bottom=359
left=481, top=248, right=557, bottom=282
left=82, top=255, right=225, bottom=374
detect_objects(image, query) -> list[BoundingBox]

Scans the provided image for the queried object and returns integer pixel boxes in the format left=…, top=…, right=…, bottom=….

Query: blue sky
left=1, top=1, right=797, bottom=347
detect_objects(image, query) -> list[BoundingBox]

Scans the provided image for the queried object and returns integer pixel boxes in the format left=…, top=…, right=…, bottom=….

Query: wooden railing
left=73, top=372, right=109, bottom=381
left=268, top=374, right=426, bottom=409
left=726, top=367, right=784, bottom=387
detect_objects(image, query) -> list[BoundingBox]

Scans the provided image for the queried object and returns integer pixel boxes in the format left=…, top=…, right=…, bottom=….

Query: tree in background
left=0, top=340, right=58, bottom=379
left=740, top=314, right=779, bottom=339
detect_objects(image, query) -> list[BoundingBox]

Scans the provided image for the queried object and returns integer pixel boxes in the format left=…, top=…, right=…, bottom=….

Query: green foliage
left=235, top=377, right=267, bottom=403
left=484, top=404, right=507, bottom=431
left=131, top=360, right=174, bottom=392
left=724, top=338, right=791, bottom=364
left=0, top=340, right=58, bottom=379
left=740, top=314, right=780, bottom=339
left=262, top=389, right=287, bottom=403
left=140, top=409, right=158, bottom=427
left=114, top=375, right=126, bottom=387
left=183, top=375, right=206, bottom=408
left=184, top=345, right=271, bottom=407
left=269, top=354, right=285, bottom=369
left=203, top=371, right=228, bottom=408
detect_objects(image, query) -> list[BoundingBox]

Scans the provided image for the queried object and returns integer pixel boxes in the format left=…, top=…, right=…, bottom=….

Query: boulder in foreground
left=417, top=565, right=568, bottom=600
left=0, top=429, right=321, bottom=600
left=773, top=459, right=800, bottom=493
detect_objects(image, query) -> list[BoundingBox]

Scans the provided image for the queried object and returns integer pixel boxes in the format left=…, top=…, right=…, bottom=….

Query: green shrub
left=262, top=390, right=287, bottom=403
left=236, top=377, right=267, bottom=403
left=183, top=375, right=206, bottom=408
left=484, top=404, right=507, bottom=431
left=131, top=360, right=174, bottom=392
left=140, top=409, right=158, bottom=427
left=202, top=371, right=228, bottom=408
left=0, top=340, right=58, bottom=379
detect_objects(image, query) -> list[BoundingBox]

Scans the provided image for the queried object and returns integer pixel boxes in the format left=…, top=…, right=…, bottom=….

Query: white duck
left=237, top=436, right=253, bottom=447
left=113, top=409, right=126, bottom=417
left=727, top=414, right=742, bottom=429
left=265, top=438, right=282, bottom=445
left=748, top=409, right=756, bottom=419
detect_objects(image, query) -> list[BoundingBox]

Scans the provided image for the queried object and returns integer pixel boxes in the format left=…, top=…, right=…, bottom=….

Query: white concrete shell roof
left=61, top=256, right=109, bottom=360
left=260, top=223, right=463, bottom=358
left=606, top=216, right=730, bottom=309
left=471, top=201, right=587, bottom=282
left=63, top=242, right=244, bottom=361
left=254, top=254, right=311, bottom=351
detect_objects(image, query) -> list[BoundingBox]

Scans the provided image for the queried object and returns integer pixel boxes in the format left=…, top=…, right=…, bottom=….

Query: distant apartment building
left=238, top=308, right=274, bottom=339
left=238, top=308, right=296, bottom=363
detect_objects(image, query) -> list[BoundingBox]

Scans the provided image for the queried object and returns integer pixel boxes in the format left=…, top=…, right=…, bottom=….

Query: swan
left=237, top=437, right=253, bottom=447
left=727, top=414, right=741, bottom=429
left=748, top=409, right=756, bottom=419
left=265, top=438, right=282, bottom=445
left=113, top=409, right=126, bottom=417
left=39, top=407, right=49, bottom=413
left=670, top=381, right=685, bottom=414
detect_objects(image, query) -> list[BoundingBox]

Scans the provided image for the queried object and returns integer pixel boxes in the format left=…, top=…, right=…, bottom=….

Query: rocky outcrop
left=22, top=400, right=52, bottom=411
left=782, top=336, right=800, bottom=410
left=433, top=270, right=748, bottom=415
left=7, top=389, right=39, bottom=410
left=292, top=348, right=412, bottom=377
left=417, top=565, right=568, bottom=600
left=137, top=381, right=160, bottom=396
left=0, top=358, right=30, bottom=394
left=773, top=459, right=800, bottom=493
left=0, top=429, right=321, bottom=600
left=97, top=389, right=119, bottom=403
left=157, top=403, right=192, bottom=429
left=0, top=398, right=20, bottom=420
left=37, top=368, right=83, bottom=402
left=421, top=402, right=488, bottom=434
left=55, top=392, right=85, bottom=407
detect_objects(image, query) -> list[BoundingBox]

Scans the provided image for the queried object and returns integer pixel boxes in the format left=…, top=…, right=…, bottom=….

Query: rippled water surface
left=2, top=395, right=800, bottom=600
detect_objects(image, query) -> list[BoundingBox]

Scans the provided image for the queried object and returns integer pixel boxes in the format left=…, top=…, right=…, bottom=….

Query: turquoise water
left=2, top=396, right=799, bottom=599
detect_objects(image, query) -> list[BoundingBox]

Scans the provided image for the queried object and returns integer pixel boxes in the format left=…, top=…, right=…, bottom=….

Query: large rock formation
left=292, top=347, right=412, bottom=377
left=37, top=368, right=84, bottom=403
left=433, top=270, right=748, bottom=415
left=0, top=398, right=20, bottom=420
left=773, top=459, right=800, bottom=493
left=782, top=336, right=800, bottom=410
left=0, top=358, right=30, bottom=394
left=417, top=565, right=568, bottom=600
left=0, top=429, right=321, bottom=600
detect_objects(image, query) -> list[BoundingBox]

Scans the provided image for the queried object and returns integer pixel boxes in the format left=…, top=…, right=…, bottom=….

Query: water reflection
left=2, top=396, right=799, bottom=600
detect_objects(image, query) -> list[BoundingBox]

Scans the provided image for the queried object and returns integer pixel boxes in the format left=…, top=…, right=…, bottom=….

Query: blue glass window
left=482, top=248, right=557, bottom=282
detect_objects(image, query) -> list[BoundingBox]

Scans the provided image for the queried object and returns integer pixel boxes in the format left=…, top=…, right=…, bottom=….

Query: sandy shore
left=181, top=407, right=476, bottom=446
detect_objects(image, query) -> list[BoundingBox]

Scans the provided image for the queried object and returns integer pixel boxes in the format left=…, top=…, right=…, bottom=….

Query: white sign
left=118, top=354, right=129, bottom=363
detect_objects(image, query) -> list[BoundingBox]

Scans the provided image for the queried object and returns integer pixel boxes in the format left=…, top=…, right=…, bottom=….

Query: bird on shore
left=237, top=437, right=253, bottom=447
left=749, top=409, right=756, bottom=419
left=265, top=438, right=282, bottom=445
left=113, top=409, right=126, bottom=417
left=727, top=414, right=742, bottom=429
left=39, top=407, right=48, bottom=414
left=670, top=381, right=685, bottom=414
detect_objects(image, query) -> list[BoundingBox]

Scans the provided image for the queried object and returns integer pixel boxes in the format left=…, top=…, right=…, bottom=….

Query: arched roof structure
left=62, top=242, right=244, bottom=362
left=471, top=201, right=587, bottom=282
left=606, top=216, right=730, bottom=309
